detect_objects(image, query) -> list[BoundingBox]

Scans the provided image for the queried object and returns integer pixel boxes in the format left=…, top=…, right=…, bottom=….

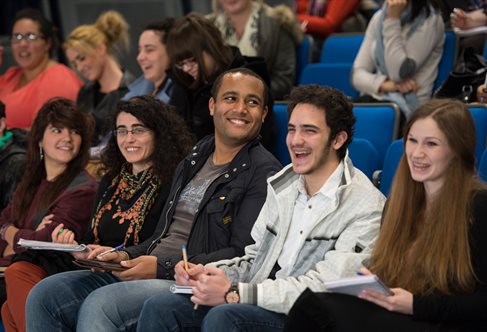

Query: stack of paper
left=324, top=274, right=393, bottom=296
left=17, top=239, right=87, bottom=252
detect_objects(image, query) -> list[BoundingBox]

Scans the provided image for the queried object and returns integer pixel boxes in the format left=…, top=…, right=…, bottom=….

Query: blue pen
left=356, top=271, right=365, bottom=276
left=97, top=243, right=126, bottom=257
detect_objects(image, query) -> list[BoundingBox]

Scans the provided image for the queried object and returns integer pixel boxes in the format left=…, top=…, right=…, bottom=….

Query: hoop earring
left=39, top=146, right=44, bottom=160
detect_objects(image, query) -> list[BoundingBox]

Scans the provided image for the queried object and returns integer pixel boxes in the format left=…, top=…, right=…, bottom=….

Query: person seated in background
left=1, top=95, right=194, bottom=332
left=64, top=10, right=134, bottom=147
left=0, top=100, right=27, bottom=211
left=208, top=0, right=303, bottom=100
left=295, top=0, right=363, bottom=40
left=25, top=68, right=282, bottom=332
left=284, top=98, right=487, bottom=331
left=132, top=85, right=385, bottom=332
left=0, top=8, right=82, bottom=130
left=122, top=18, right=175, bottom=102
left=450, top=1, right=487, bottom=55
left=0, top=98, right=97, bottom=305
left=352, top=0, right=444, bottom=122
left=167, top=13, right=276, bottom=152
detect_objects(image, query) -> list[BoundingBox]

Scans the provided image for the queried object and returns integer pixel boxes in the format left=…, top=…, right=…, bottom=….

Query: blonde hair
left=371, top=99, right=485, bottom=296
left=63, top=10, right=129, bottom=56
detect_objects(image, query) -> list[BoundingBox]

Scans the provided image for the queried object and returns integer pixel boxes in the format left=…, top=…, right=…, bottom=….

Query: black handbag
left=434, top=48, right=487, bottom=102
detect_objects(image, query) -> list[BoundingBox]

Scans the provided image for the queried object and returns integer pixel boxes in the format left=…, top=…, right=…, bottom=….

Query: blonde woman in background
left=64, top=10, right=134, bottom=146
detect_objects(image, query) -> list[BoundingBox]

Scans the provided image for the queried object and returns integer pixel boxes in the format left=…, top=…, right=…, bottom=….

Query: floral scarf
left=91, top=164, right=160, bottom=246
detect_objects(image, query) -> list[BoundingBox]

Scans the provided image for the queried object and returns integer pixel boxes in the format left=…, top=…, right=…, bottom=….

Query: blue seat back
left=353, top=103, right=400, bottom=164
left=379, top=139, right=404, bottom=196
left=273, top=103, right=291, bottom=165
left=296, top=35, right=314, bottom=84
left=434, top=31, right=457, bottom=91
left=468, top=105, right=487, bottom=167
left=299, top=63, right=359, bottom=98
left=480, top=149, right=487, bottom=182
left=348, top=138, right=381, bottom=180
left=320, top=33, right=364, bottom=64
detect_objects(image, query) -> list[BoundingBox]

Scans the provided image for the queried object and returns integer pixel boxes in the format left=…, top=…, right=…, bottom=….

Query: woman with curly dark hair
left=1, top=96, right=193, bottom=332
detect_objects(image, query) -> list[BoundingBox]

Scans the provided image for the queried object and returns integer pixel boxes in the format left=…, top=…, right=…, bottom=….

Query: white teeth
left=126, top=147, right=138, bottom=152
left=229, top=119, right=246, bottom=125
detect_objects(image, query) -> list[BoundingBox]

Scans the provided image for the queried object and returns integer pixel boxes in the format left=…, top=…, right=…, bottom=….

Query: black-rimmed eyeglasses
left=113, top=127, right=151, bottom=137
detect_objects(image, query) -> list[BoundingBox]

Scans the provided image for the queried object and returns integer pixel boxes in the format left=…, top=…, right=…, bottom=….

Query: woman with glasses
left=1, top=96, right=194, bottom=332
left=0, top=97, right=97, bottom=329
left=0, top=8, right=82, bottom=130
left=167, top=13, right=275, bottom=150
left=64, top=10, right=134, bottom=146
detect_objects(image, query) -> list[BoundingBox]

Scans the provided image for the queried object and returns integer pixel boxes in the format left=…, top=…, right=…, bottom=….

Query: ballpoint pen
left=97, top=243, right=126, bottom=257
left=182, top=244, right=199, bottom=310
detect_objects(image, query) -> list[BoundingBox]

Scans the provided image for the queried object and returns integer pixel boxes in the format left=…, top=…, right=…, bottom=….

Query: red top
left=296, top=0, right=360, bottom=39
left=0, top=63, right=82, bottom=129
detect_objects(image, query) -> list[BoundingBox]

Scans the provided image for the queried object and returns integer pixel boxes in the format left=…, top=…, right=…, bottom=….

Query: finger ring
left=57, top=229, right=64, bottom=236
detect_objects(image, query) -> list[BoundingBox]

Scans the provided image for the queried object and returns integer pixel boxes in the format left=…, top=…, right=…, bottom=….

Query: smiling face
left=209, top=72, right=267, bottom=148
left=286, top=103, right=345, bottom=187
left=40, top=124, right=81, bottom=169
left=116, top=111, right=154, bottom=174
left=11, top=18, right=51, bottom=71
left=406, top=117, right=454, bottom=196
left=65, top=46, right=104, bottom=82
left=137, top=30, right=170, bottom=87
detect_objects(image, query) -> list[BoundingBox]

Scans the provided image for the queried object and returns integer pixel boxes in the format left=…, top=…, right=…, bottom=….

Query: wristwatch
left=224, top=284, right=240, bottom=304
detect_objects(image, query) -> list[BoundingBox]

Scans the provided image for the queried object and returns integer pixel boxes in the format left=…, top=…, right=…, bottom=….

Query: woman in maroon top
left=0, top=98, right=97, bottom=302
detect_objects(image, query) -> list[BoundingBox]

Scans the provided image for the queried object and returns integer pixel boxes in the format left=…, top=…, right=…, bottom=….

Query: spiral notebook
left=324, top=275, right=393, bottom=296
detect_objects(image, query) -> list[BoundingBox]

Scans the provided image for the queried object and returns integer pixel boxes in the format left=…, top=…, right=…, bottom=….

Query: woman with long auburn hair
left=285, top=98, right=487, bottom=331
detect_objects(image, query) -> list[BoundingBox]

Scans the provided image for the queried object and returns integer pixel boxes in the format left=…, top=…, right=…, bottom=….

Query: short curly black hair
left=101, top=96, right=194, bottom=183
left=287, top=85, right=356, bottom=160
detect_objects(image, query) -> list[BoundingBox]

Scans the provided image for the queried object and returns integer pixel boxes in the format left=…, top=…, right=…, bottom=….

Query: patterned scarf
left=91, top=164, right=160, bottom=246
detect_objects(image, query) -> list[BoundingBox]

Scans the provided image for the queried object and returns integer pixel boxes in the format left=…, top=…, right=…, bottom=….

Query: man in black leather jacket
left=26, top=68, right=282, bottom=332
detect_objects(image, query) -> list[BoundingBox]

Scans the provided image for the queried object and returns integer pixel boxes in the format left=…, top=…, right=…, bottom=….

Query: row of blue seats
left=296, top=31, right=457, bottom=98
left=272, top=103, right=487, bottom=195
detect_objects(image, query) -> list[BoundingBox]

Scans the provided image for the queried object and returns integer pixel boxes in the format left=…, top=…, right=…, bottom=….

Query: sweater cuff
left=238, top=282, right=258, bottom=305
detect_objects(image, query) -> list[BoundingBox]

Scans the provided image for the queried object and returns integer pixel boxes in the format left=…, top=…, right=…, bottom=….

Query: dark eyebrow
left=116, top=123, right=145, bottom=129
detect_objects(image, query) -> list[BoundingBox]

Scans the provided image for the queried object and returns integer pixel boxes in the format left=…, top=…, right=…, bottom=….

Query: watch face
left=226, top=291, right=240, bottom=304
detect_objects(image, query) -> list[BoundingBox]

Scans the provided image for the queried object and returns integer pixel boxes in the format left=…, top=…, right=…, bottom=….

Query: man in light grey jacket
left=136, top=85, right=386, bottom=332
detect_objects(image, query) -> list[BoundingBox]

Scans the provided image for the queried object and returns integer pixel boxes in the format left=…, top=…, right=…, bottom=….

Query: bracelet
left=0, top=223, right=12, bottom=241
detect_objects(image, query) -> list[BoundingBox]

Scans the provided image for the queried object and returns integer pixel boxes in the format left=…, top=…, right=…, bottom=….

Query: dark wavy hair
left=101, top=95, right=194, bottom=183
left=287, top=85, right=355, bottom=160
left=12, top=98, right=94, bottom=225
left=12, top=8, right=58, bottom=57
left=167, top=13, right=233, bottom=90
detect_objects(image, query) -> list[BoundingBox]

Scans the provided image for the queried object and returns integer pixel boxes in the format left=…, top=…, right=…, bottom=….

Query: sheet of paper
left=17, top=239, right=87, bottom=252
left=170, top=284, right=194, bottom=294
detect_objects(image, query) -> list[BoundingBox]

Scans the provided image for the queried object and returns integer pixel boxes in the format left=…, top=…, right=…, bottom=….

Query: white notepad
left=17, top=239, right=87, bottom=252
left=170, top=284, right=194, bottom=294
left=324, top=274, right=393, bottom=296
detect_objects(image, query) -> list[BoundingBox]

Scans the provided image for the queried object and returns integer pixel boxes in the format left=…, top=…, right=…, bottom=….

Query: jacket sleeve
left=0, top=153, right=25, bottom=210
left=268, top=27, right=296, bottom=99
left=413, top=191, right=487, bottom=322
left=297, top=0, right=360, bottom=39
left=12, top=183, right=98, bottom=251
left=382, top=13, right=444, bottom=82
left=352, top=12, right=388, bottom=95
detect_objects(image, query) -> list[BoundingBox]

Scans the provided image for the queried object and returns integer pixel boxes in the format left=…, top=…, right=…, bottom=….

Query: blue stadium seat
left=273, top=103, right=291, bottom=165
left=320, top=33, right=364, bottom=64
left=299, top=63, right=359, bottom=98
left=479, top=149, right=487, bottom=182
left=296, top=35, right=314, bottom=84
left=379, top=139, right=404, bottom=196
left=348, top=138, right=382, bottom=180
left=353, top=103, right=401, bottom=164
left=468, top=105, right=487, bottom=167
left=433, top=31, right=457, bottom=92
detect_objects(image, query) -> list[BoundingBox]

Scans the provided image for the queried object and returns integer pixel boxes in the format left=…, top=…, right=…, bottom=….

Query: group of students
left=0, top=1, right=486, bottom=332
left=0, top=68, right=484, bottom=331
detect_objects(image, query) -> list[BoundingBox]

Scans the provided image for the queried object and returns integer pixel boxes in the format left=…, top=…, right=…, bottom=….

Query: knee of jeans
left=203, top=305, right=236, bottom=328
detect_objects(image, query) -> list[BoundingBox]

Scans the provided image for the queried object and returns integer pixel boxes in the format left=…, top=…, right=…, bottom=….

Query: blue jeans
left=26, top=270, right=174, bottom=332
left=136, top=292, right=287, bottom=332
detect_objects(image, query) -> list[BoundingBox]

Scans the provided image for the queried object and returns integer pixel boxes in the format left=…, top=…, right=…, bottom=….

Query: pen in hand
left=182, top=244, right=199, bottom=310
left=97, top=243, right=126, bottom=258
